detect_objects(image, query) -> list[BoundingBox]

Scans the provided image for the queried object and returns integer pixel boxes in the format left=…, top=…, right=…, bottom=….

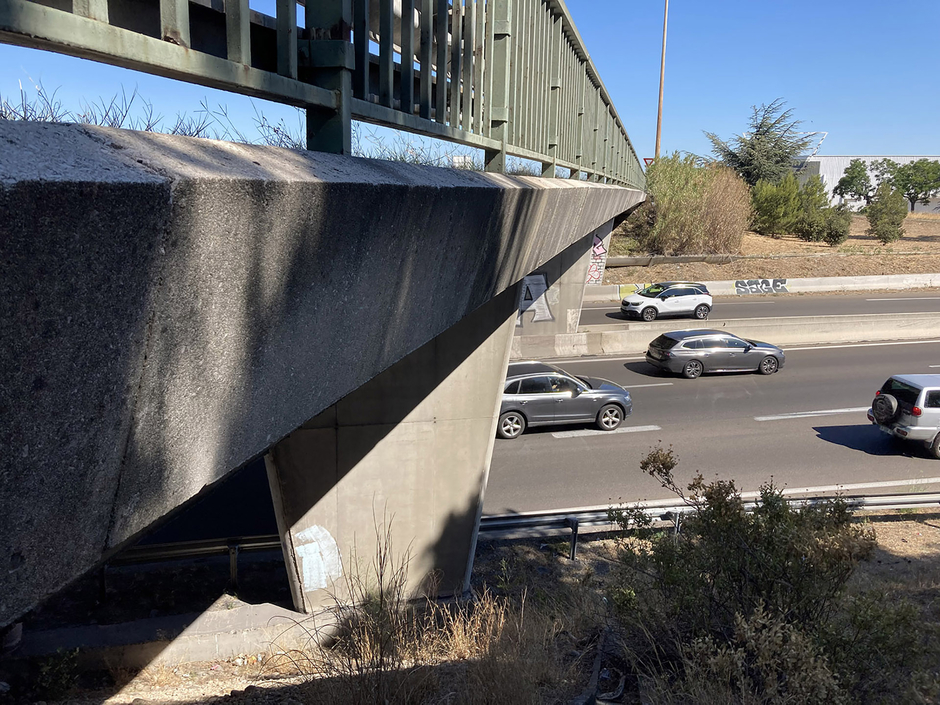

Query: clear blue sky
left=1, top=0, right=938, bottom=160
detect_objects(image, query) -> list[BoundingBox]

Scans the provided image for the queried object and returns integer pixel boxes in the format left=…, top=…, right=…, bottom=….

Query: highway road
left=578, top=291, right=940, bottom=327
left=485, top=339, right=940, bottom=515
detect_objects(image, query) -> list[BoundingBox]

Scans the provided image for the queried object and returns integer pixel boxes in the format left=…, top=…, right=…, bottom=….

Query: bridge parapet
left=0, top=0, right=644, bottom=187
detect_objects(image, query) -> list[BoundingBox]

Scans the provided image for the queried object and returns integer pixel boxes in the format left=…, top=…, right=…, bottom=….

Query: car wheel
left=596, top=404, right=623, bottom=431
left=694, top=304, right=710, bottom=320
left=758, top=356, right=779, bottom=375
left=871, top=394, right=899, bottom=425
left=682, top=360, right=703, bottom=379
left=497, top=411, right=526, bottom=439
left=930, top=433, right=940, bottom=460
left=641, top=307, right=658, bottom=322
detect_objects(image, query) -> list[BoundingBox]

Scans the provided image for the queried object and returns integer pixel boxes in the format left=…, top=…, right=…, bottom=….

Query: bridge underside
left=0, top=120, right=642, bottom=625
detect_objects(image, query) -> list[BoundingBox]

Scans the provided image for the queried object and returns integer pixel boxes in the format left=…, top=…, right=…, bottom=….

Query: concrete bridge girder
left=0, top=120, right=643, bottom=627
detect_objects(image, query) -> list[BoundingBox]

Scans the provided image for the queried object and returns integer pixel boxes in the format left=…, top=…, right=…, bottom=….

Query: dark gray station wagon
left=645, top=330, right=785, bottom=379
left=498, top=361, right=633, bottom=439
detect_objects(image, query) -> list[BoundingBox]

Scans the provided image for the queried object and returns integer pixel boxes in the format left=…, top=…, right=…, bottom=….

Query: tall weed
left=620, top=153, right=749, bottom=255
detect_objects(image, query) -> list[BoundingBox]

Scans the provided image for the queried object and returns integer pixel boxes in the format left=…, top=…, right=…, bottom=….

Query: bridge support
left=514, top=219, right=616, bottom=337
left=265, top=288, right=518, bottom=611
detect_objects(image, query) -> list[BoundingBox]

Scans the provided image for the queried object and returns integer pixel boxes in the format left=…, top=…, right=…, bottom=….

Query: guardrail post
left=484, top=0, right=511, bottom=173
left=303, top=0, right=354, bottom=154
left=227, top=541, right=240, bottom=594
left=565, top=515, right=579, bottom=560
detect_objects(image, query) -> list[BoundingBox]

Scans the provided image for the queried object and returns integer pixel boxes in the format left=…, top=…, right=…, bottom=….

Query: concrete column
left=265, top=287, right=518, bottom=613
left=514, top=218, right=615, bottom=337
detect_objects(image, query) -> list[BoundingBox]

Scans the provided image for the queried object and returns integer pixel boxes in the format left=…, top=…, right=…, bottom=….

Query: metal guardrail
left=0, top=0, right=644, bottom=187
left=106, top=492, right=940, bottom=579
left=480, top=492, right=940, bottom=559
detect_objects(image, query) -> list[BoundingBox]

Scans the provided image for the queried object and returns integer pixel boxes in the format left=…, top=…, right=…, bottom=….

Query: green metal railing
left=0, top=0, right=645, bottom=187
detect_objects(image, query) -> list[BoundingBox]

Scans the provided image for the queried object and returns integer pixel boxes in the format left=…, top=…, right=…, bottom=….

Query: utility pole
left=654, top=0, right=669, bottom=160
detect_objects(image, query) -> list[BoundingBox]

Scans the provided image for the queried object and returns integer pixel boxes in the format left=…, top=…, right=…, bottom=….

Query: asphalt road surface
left=485, top=339, right=940, bottom=514
left=578, top=291, right=940, bottom=327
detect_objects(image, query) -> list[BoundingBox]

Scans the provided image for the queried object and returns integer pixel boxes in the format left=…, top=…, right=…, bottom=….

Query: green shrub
left=822, top=204, right=852, bottom=246
left=751, top=173, right=801, bottom=237
left=608, top=447, right=876, bottom=700
left=617, top=153, right=750, bottom=255
left=866, top=182, right=907, bottom=244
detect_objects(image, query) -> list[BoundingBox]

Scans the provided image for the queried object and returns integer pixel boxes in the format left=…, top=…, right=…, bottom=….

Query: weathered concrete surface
left=514, top=220, right=622, bottom=337
left=267, top=287, right=518, bottom=612
left=0, top=120, right=642, bottom=627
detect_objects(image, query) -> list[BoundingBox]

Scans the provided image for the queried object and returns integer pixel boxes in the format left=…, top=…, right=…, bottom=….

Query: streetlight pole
left=654, top=0, right=669, bottom=160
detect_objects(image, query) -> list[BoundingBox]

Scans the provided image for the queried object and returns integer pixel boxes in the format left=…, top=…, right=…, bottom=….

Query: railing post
left=73, top=0, right=109, bottom=23
left=160, top=0, right=190, bottom=47
left=484, top=0, right=511, bottom=173
left=225, top=0, right=251, bottom=65
left=303, top=0, right=354, bottom=154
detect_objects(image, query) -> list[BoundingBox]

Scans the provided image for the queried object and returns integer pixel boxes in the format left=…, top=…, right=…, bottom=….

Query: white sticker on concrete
left=294, top=525, right=343, bottom=591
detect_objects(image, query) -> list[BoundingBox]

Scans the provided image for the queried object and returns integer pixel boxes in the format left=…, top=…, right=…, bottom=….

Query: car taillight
left=875, top=390, right=881, bottom=396
left=913, top=406, right=923, bottom=416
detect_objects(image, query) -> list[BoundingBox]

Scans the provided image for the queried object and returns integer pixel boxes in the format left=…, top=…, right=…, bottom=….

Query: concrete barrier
left=511, top=312, right=940, bottom=359
left=582, top=274, right=940, bottom=302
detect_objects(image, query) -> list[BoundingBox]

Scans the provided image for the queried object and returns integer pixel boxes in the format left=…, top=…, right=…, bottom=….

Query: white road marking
left=785, top=339, right=940, bottom=352
left=549, top=355, right=646, bottom=364
left=552, top=424, right=661, bottom=439
left=930, top=365, right=940, bottom=368
left=718, top=301, right=774, bottom=305
left=769, top=477, right=940, bottom=497
left=754, top=406, right=869, bottom=422
left=866, top=297, right=940, bottom=301
left=627, top=382, right=674, bottom=388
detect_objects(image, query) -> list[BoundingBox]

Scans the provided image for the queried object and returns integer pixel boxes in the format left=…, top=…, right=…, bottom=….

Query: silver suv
left=621, top=281, right=712, bottom=321
left=498, top=361, right=632, bottom=439
left=868, top=374, right=940, bottom=458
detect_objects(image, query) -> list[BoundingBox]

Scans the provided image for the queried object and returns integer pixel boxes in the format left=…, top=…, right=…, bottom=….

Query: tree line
left=623, top=100, right=936, bottom=253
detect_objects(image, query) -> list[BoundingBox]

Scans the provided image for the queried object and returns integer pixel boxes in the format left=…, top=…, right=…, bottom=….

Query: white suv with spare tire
left=868, top=374, right=940, bottom=458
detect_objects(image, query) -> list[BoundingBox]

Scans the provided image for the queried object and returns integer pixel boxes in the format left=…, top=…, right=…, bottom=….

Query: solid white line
left=550, top=355, right=646, bottom=364
left=552, top=424, right=661, bottom=439
left=770, top=477, right=940, bottom=497
left=627, top=382, right=674, bottom=389
left=866, top=297, right=940, bottom=301
left=754, top=407, right=869, bottom=422
left=930, top=365, right=940, bottom=368
left=785, top=339, right=940, bottom=352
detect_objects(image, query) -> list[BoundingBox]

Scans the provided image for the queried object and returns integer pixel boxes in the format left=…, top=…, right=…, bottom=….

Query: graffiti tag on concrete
left=734, top=278, right=788, bottom=295
left=517, top=273, right=554, bottom=325
left=586, top=234, right=609, bottom=285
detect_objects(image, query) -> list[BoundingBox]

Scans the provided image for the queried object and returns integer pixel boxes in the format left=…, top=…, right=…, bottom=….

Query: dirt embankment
left=604, top=214, right=940, bottom=283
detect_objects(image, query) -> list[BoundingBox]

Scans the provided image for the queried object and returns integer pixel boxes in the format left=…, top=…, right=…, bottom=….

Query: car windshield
left=575, top=376, right=592, bottom=388
left=637, top=284, right=668, bottom=298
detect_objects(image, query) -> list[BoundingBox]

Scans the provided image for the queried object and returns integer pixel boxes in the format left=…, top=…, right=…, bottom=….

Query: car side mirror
left=744, top=344, right=752, bottom=352
left=573, top=387, right=584, bottom=397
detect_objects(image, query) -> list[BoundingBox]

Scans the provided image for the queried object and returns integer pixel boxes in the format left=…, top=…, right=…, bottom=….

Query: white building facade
left=800, top=155, right=940, bottom=213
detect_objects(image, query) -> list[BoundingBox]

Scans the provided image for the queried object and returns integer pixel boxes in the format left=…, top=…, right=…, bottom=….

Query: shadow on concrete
left=813, top=424, right=913, bottom=457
